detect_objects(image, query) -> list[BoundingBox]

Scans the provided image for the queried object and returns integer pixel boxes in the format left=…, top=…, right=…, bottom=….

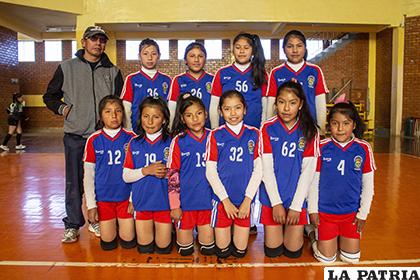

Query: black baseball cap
left=83, top=26, right=108, bottom=39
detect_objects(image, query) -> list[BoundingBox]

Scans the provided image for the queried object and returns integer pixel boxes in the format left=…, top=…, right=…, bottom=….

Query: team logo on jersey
left=216, top=142, right=224, bottom=147
left=123, top=143, right=129, bottom=152
left=132, top=150, right=140, bottom=155
left=223, top=76, right=231, bottom=80
left=270, top=136, right=279, bottom=142
left=297, top=137, right=306, bottom=151
left=206, top=82, right=212, bottom=93
left=354, top=155, right=363, bottom=170
left=248, top=140, right=255, bottom=154
left=134, top=83, right=143, bottom=89
left=162, top=82, right=169, bottom=94
left=277, top=78, right=286, bottom=83
left=323, top=157, right=332, bottom=162
left=163, top=147, right=170, bottom=160
left=180, top=83, right=187, bottom=88
left=95, top=149, right=104, bottom=155
left=307, top=75, right=315, bottom=88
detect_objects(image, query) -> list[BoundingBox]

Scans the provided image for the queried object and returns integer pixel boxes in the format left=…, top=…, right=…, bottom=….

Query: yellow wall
left=403, top=0, right=420, bottom=17
left=79, top=0, right=403, bottom=26
left=0, top=0, right=84, bottom=14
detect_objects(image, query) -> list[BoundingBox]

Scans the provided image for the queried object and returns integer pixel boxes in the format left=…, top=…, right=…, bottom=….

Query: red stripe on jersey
left=83, top=130, right=102, bottom=163
left=302, top=132, right=320, bottom=157
left=261, top=71, right=268, bottom=97
left=120, top=71, right=140, bottom=101
left=167, top=136, right=181, bottom=169
left=260, top=116, right=278, bottom=154
left=307, top=62, right=329, bottom=95
left=123, top=138, right=135, bottom=169
left=354, top=139, right=376, bottom=173
left=205, top=130, right=219, bottom=162
left=267, top=64, right=286, bottom=97
left=211, top=69, right=223, bottom=97
left=168, top=74, right=181, bottom=101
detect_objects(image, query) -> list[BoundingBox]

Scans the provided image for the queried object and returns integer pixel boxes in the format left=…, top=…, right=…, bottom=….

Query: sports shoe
left=0, top=145, right=9, bottom=151
left=61, top=228, right=79, bottom=243
left=15, top=144, right=26, bottom=150
left=249, top=225, right=258, bottom=235
left=88, top=222, right=101, bottom=237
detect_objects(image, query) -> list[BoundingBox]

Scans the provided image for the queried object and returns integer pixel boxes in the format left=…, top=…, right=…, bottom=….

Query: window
left=45, top=40, right=62, bottom=61
left=204, top=39, right=222, bottom=59
left=71, top=40, right=77, bottom=58
left=156, top=40, right=169, bottom=60
left=178, top=40, right=195, bottom=59
left=279, top=39, right=324, bottom=61
left=279, top=39, right=287, bottom=60
left=260, top=39, right=271, bottom=60
left=18, top=41, right=35, bottom=62
left=126, top=39, right=170, bottom=60
left=126, top=40, right=141, bottom=60
left=306, top=40, right=323, bottom=60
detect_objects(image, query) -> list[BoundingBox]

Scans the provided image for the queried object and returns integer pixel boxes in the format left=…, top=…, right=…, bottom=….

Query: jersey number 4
left=337, top=160, right=345, bottom=176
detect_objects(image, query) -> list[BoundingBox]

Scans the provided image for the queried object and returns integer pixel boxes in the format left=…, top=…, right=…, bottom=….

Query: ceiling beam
left=271, top=22, right=287, bottom=35
left=0, top=9, right=42, bottom=40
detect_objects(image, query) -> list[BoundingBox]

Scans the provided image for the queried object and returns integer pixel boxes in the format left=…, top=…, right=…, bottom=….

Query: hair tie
left=182, top=93, right=191, bottom=99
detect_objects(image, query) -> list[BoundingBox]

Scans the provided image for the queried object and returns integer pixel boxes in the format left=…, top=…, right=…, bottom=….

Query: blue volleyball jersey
left=267, top=62, right=328, bottom=122
left=205, top=124, right=260, bottom=206
left=83, top=128, right=136, bottom=202
left=260, top=116, right=318, bottom=209
left=167, top=129, right=213, bottom=211
left=317, top=138, right=376, bottom=215
left=123, top=134, right=172, bottom=211
left=168, top=72, right=213, bottom=128
left=120, top=70, right=171, bottom=133
left=211, top=64, right=267, bottom=127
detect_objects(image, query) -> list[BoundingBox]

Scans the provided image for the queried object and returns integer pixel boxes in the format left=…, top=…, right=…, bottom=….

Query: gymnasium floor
left=0, top=132, right=419, bottom=279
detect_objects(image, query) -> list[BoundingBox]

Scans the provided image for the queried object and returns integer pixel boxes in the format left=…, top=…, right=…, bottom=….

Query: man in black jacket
left=43, top=26, right=124, bottom=243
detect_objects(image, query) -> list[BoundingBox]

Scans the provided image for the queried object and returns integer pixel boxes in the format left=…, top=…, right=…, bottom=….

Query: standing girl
left=206, top=90, right=262, bottom=258
left=1, top=93, right=26, bottom=151
left=308, top=102, right=375, bottom=264
left=267, top=30, right=328, bottom=133
left=121, top=39, right=172, bottom=133
left=210, top=33, right=268, bottom=129
left=123, top=96, right=173, bottom=254
left=168, top=94, right=215, bottom=256
left=168, top=42, right=213, bottom=128
left=260, top=81, right=319, bottom=258
left=83, top=95, right=136, bottom=250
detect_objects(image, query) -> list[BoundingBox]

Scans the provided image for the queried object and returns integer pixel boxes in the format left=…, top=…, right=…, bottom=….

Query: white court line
left=0, top=259, right=420, bottom=269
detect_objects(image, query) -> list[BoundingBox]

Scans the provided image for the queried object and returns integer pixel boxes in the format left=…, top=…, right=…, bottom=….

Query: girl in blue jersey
left=121, top=39, right=172, bottom=133
left=168, top=42, right=213, bottom=128
left=308, top=102, right=375, bottom=264
left=123, top=96, right=173, bottom=254
left=210, top=33, right=268, bottom=129
left=260, top=81, right=319, bottom=258
left=206, top=90, right=262, bottom=258
left=267, top=30, right=328, bottom=134
left=83, top=95, right=137, bottom=250
left=168, top=94, right=215, bottom=256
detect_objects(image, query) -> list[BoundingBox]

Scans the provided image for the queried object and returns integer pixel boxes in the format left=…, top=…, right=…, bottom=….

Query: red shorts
left=211, top=202, right=250, bottom=228
left=97, top=200, right=133, bottom=221
left=135, top=210, right=171, bottom=223
left=318, top=212, right=360, bottom=240
left=175, top=210, right=211, bottom=230
left=259, top=205, right=308, bottom=225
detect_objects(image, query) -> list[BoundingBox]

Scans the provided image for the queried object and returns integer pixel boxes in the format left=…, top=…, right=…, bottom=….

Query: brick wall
left=403, top=16, right=420, bottom=123
left=17, top=40, right=74, bottom=128
left=375, top=28, right=393, bottom=130
left=16, top=34, right=373, bottom=130
left=318, top=34, right=369, bottom=104
left=0, top=26, right=19, bottom=133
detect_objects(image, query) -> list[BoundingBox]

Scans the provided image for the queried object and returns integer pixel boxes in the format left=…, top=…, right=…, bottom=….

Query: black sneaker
left=249, top=225, right=258, bottom=235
